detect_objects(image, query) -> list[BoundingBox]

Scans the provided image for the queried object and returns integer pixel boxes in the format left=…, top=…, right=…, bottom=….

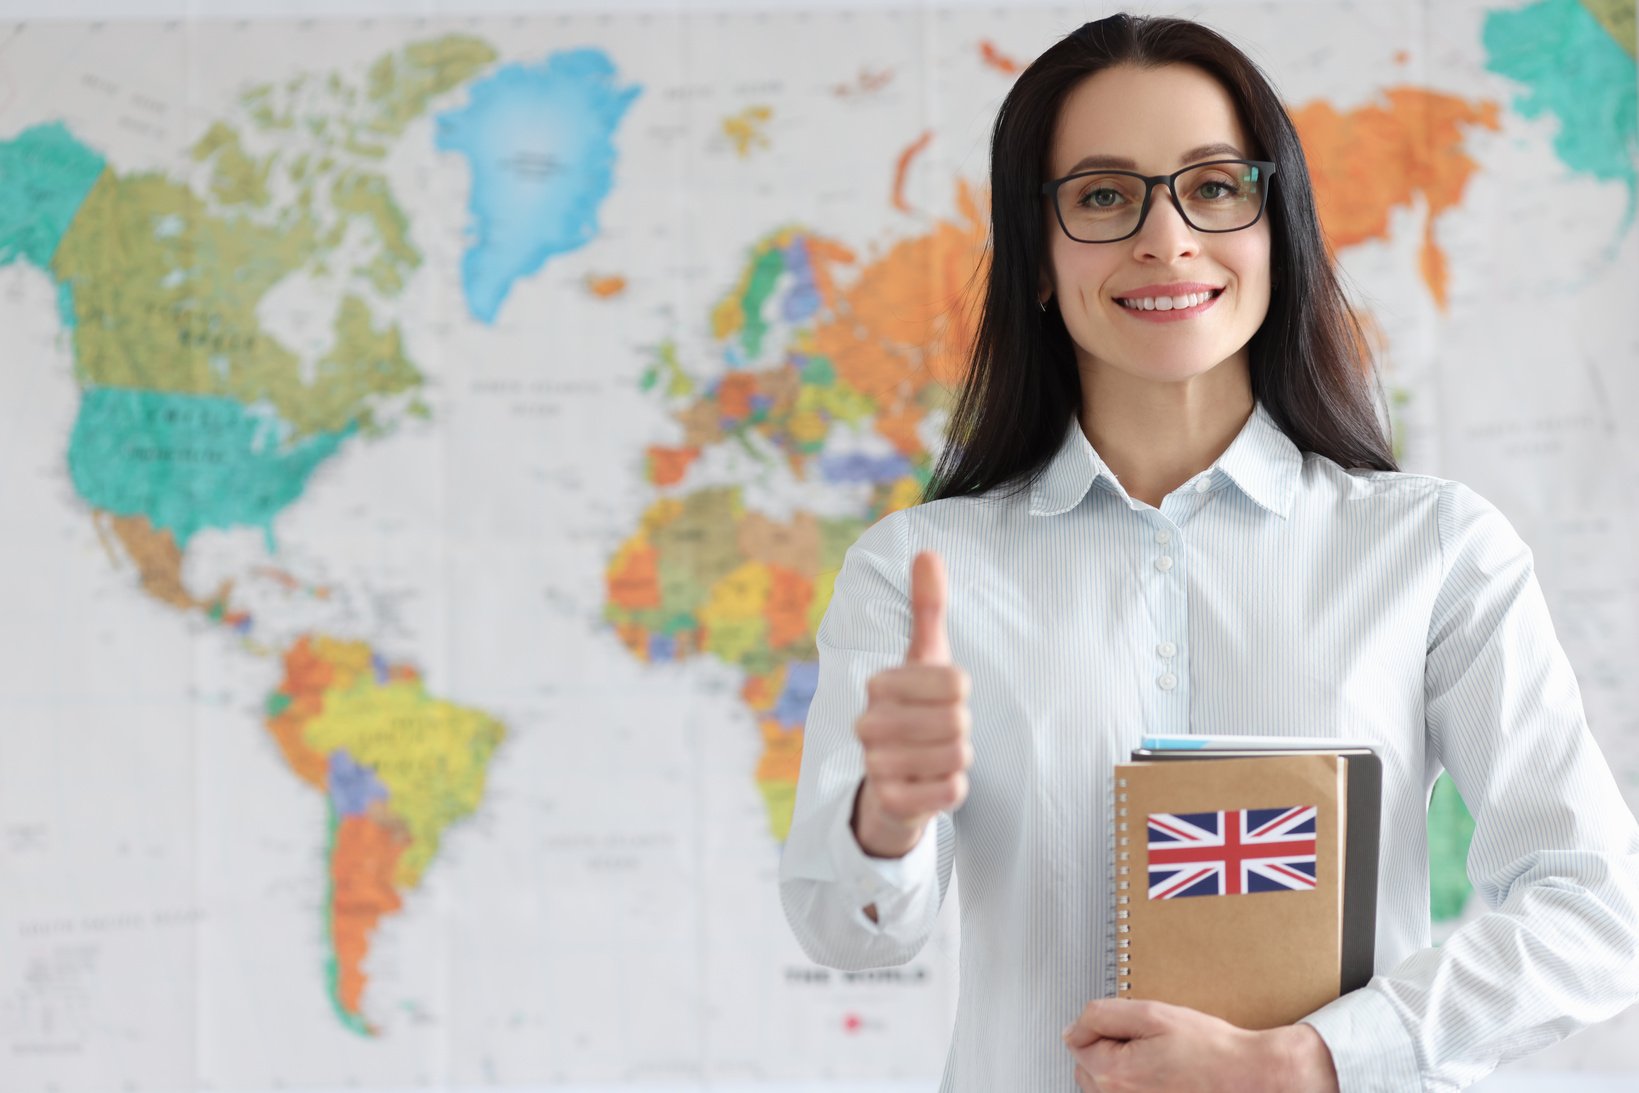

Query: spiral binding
left=1114, top=777, right=1132, bottom=994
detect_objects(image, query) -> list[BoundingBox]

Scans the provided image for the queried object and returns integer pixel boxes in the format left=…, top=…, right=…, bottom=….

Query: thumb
left=905, top=551, right=950, bottom=665
left=1063, top=999, right=1165, bottom=1048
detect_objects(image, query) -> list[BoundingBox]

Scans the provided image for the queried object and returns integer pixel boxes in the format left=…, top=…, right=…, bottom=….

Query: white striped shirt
left=779, top=402, right=1639, bottom=1092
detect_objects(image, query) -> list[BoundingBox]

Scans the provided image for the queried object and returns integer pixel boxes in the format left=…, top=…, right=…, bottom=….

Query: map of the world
left=0, top=1, right=1634, bottom=1088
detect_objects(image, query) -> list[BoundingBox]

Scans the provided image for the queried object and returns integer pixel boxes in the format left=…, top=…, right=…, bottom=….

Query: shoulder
left=1300, top=455, right=1528, bottom=572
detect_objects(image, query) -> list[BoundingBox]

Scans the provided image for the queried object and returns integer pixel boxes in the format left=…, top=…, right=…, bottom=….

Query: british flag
left=1146, top=805, right=1318, bottom=899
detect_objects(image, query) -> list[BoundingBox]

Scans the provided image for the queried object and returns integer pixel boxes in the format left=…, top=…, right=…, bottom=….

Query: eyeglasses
left=1041, top=158, right=1277, bottom=243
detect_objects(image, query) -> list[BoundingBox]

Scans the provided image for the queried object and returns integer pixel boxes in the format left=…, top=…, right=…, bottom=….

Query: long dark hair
left=925, top=12, right=1396, bottom=503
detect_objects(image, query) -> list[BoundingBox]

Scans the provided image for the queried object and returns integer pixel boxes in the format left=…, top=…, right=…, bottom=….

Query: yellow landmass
left=1580, top=0, right=1636, bottom=59
left=303, top=674, right=505, bottom=887
left=699, top=561, right=773, bottom=625
left=723, top=105, right=773, bottom=157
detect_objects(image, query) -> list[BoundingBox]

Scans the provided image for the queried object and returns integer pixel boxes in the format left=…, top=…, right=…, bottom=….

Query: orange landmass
left=757, top=719, right=804, bottom=785
left=810, top=177, right=987, bottom=454
left=741, top=665, right=786, bottom=713
left=266, top=636, right=335, bottom=787
left=329, top=807, right=409, bottom=1027
left=607, top=539, right=662, bottom=611
left=585, top=274, right=627, bottom=298
left=766, top=566, right=814, bottom=649
left=833, top=67, right=893, bottom=97
left=803, top=236, right=854, bottom=312
left=1291, top=88, right=1500, bottom=309
left=980, top=39, right=1022, bottom=75
left=893, top=130, right=934, bottom=214
left=646, top=445, right=702, bottom=487
left=715, top=371, right=758, bottom=419
left=97, top=512, right=204, bottom=610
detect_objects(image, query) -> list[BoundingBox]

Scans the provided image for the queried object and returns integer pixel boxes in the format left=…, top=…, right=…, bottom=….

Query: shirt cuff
left=1301, top=984, right=1423, bottom=1093
left=825, top=785, right=939, bottom=929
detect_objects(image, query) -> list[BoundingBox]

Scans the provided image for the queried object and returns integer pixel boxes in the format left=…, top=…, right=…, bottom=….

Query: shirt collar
left=1027, top=401, right=1302, bottom=519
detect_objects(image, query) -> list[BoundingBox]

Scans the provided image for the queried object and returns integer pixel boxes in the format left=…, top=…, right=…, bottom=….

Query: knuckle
left=876, top=783, right=911, bottom=817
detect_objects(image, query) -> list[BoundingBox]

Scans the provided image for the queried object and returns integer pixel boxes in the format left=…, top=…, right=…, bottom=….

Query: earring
left=1039, top=298, right=1048, bottom=312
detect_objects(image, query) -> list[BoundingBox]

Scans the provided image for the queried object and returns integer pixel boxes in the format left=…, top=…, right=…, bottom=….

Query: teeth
left=1120, top=290, right=1217, bottom=311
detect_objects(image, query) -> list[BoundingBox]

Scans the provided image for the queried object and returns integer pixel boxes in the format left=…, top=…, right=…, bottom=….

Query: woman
left=779, top=13, right=1639, bottom=1092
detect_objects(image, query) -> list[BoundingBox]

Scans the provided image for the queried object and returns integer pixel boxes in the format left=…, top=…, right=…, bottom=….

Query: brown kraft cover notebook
left=1113, top=754, right=1348, bottom=1029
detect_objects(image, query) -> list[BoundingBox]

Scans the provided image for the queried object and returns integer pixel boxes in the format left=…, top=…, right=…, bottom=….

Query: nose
left=1131, top=184, right=1201, bottom=261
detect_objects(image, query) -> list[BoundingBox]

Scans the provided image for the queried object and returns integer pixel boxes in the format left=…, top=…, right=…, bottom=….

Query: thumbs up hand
left=852, top=551, right=973, bottom=859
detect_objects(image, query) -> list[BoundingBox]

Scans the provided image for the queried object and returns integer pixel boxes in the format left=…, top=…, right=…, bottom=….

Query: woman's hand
left=851, top=550, right=972, bottom=859
left=1063, top=999, right=1340, bottom=1093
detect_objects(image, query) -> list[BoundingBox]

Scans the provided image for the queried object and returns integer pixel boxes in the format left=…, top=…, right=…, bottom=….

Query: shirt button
left=1195, top=478, right=1210, bottom=493
left=1157, top=673, right=1178, bottom=691
left=1154, top=555, right=1173, bottom=572
left=1155, top=529, right=1172, bottom=545
left=1157, top=642, right=1177, bottom=658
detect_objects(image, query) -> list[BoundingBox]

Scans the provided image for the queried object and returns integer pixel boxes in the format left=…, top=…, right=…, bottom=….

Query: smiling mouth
left=1115, top=288, right=1225, bottom=312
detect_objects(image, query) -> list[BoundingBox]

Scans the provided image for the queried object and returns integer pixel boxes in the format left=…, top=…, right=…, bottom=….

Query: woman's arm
left=1302, top=480, right=1639, bottom=1091
left=778, top=509, right=956, bottom=969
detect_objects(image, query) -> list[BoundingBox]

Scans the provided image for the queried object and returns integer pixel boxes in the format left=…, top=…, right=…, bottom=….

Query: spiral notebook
left=1112, top=745, right=1379, bottom=1029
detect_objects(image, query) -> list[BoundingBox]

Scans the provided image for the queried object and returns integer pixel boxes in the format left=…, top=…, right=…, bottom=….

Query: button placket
left=1141, top=516, right=1188, bottom=733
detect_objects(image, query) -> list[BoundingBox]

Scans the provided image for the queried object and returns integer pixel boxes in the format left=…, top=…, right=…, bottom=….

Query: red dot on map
left=843, top=1013, right=863, bottom=1033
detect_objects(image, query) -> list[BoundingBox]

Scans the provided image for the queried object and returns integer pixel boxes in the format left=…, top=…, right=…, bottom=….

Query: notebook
left=1113, top=742, right=1380, bottom=1029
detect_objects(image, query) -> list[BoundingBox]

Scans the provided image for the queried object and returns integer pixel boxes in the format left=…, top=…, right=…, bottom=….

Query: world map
left=0, top=1, right=1634, bottom=1088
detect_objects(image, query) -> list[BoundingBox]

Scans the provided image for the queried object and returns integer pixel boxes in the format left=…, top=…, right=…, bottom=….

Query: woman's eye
left=1197, top=180, right=1237, bottom=199
left=1082, top=188, right=1123, bottom=208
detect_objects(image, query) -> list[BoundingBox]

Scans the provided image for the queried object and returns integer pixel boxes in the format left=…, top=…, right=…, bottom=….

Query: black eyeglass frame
left=1040, top=158, right=1279, bottom=244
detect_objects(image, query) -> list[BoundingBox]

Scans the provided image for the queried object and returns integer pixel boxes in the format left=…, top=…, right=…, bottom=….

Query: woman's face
left=1041, top=63, right=1272, bottom=390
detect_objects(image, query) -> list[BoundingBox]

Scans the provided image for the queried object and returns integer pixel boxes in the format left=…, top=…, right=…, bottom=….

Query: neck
left=1078, top=358, right=1254, bottom=508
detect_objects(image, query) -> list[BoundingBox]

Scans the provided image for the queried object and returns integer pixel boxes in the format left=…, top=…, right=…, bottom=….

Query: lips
left=1114, top=287, right=1225, bottom=323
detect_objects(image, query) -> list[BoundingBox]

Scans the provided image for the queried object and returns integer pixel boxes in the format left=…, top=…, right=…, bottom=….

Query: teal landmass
left=435, top=48, right=640, bottom=323
left=1484, top=0, right=1639, bottom=234
left=1428, top=772, right=1477, bottom=923
left=67, top=387, right=352, bottom=551
left=0, top=122, right=106, bottom=272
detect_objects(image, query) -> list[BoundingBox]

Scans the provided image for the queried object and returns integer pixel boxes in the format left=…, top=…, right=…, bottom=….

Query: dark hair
left=925, top=12, right=1396, bottom=503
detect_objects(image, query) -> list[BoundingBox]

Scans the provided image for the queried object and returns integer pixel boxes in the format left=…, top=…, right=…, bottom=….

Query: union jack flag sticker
left=1146, top=805, right=1318, bottom=900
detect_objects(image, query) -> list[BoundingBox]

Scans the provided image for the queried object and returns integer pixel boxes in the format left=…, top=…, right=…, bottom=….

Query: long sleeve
left=1303, top=481, right=1639, bottom=1091
left=778, top=508, right=956, bottom=969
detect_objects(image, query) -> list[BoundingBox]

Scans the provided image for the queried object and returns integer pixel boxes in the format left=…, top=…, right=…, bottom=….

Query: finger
left=856, top=703, right=970, bottom=748
left=862, top=739, right=973, bottom=783
left=1065, top=999, right=1165, bottom=1047
left=867, top=664, right=970, bottom=706
left=869, top=772, right=967, bottom=818
left=1073, top=1063, right=1099, bottom=1093
left=905, top=551, right=950, bottom=666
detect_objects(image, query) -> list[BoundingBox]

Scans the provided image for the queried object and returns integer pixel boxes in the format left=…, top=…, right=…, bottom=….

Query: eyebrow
left=1061, top=142, right=1249, bottom=175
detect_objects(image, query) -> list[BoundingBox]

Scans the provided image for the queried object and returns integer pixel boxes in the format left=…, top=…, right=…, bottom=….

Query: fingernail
left=1061, top=1024, right=1073, bottom=1039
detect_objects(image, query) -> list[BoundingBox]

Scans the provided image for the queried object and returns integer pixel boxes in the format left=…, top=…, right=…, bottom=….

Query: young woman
left=780, top=13, right=1639, bottom=1092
